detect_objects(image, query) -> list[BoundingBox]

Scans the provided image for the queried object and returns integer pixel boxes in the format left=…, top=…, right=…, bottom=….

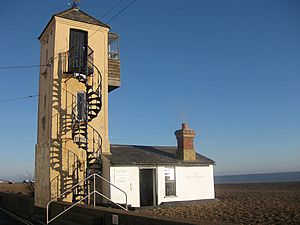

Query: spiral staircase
left=66, top=46, right=103, bottom=202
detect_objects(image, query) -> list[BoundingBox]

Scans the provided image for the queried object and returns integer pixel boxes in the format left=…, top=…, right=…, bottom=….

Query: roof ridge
left=39, top=7, right=110, bottom=39
left=110, top=144, right=176, bottom=148
left=55, top=7, right=110, bottom=28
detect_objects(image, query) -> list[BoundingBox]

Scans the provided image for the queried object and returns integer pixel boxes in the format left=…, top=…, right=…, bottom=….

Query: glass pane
left=165, top=181, right=176, bottom=196
left=165, top=167, right=176, bottom=196
left=108, top=33, right=119, bottom=60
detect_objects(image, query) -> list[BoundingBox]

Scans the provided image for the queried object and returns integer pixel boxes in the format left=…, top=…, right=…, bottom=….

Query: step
left=74, top=73, right=87, bottom=79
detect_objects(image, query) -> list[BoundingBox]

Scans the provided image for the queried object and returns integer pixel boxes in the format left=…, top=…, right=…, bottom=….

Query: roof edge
left=54, top=8, right=110, bottom=28
left=110, top=144, right=177, bottom=149
left=38, top=16, right=54, bottom=40
left=110, top=162, right=215, bottom=166
left=38, top=8, right=110, bottom=40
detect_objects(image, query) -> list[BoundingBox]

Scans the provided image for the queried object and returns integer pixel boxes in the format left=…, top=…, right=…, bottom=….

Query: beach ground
left=1, top=182, right=299, bottom=224
left=0, top=183, right=28, bottom=195
left=139, top=182, right=300, bottom=225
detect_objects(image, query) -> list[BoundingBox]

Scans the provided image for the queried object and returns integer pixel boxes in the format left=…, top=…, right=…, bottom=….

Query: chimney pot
left=182, top=123, right=188, bottom=130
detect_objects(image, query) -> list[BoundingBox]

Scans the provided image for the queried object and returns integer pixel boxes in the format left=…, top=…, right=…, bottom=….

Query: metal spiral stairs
left=67, top=46, right=103, bottom=202
left=47, top=45, right=127, bottom=225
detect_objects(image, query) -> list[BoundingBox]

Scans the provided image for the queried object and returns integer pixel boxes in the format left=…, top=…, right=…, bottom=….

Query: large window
left=77, top=91, right=86, bottom=121
left=165, top=167, right=176, bottom=196
left=108, top=33, right=120, bottom=60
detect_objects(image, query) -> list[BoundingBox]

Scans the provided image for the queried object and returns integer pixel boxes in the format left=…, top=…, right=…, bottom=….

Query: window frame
left=76, top=91, right=87, bottom=121
left=164, top=167, right=176, bottom=197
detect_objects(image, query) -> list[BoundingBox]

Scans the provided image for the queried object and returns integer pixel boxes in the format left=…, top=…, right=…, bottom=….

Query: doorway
left=69, top=29, right=88, bottom=73
left=139, top=168, right=157, bottom=206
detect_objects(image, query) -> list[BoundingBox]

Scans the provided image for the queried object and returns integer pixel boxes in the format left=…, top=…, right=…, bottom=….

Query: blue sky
left=0, top=0, right=299, bottom=179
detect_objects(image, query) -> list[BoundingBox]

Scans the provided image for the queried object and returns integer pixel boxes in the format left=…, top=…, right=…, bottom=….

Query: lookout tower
left=35, top=6, right=120, bottom=209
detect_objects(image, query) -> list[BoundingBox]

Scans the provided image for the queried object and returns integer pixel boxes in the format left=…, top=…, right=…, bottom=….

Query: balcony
left=108, top=33, right=121, bottom=92
left=63, top=46, right=94, bottom=76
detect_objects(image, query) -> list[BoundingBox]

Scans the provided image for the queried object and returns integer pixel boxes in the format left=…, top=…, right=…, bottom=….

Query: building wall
left=35, top=14, right=110, bottom=208
left=157, top=165, right=215, bottom=204
left=110, top=166, right=140, bottom=207
left=110, top=165, right=215, bottom=207
left=35, top=19, right=56, bottom=208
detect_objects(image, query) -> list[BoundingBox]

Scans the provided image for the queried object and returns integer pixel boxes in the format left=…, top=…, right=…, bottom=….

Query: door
left=69, top=29, right=88, bottom=73
left=139, top=169, right=157, bottom=206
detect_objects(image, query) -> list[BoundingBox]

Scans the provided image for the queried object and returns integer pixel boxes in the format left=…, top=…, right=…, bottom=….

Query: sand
left=139, top=182, right=300, bottom=225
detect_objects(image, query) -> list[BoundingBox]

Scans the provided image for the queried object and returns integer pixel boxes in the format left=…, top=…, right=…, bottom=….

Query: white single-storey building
left=106, top=123, right=215, bottom=207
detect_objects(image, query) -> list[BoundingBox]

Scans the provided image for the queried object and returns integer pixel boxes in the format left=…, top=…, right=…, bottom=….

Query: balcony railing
left=63, top=46, right=94, bottom=76
left=108, top=33, right=121, bottom=92
left=59, top=42, right=120, bottom=92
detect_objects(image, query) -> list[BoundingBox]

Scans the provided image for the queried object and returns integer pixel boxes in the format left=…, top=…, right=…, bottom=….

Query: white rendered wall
left=110, top=166, right=140, bottom=207
left=157, top=165, right=215, bottom=205
left=110, top=165, right=215, bottom=207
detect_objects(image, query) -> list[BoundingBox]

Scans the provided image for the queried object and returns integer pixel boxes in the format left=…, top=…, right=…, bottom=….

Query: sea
left=214, top=171, right=300, bottom=184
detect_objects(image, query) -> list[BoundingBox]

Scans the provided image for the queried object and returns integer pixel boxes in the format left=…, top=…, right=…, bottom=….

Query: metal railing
left=71, top=102, right=103, bottom=151
left=46, top=173, right=128, bottom=224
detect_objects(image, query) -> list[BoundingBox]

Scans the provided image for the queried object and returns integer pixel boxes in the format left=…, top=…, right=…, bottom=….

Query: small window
left=41, top=116, right=46, bottom=130
left=44, top=95, right=47, bottom=110
left=77, top=91, right=86, bottom=121
left=45, top=49, right=48, bottom=64
left=165, top=167, right=176, bottom=196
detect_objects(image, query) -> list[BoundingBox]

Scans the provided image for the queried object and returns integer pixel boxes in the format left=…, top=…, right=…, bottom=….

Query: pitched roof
left=108, top=144, right=215, bottom=166
left=54, top=8, right=110, bottom=28
left=38, top=7, right=110, bottom=39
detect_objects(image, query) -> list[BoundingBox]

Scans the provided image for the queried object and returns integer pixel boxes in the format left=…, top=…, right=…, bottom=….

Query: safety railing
left=46, top=173, right=128, bottom=224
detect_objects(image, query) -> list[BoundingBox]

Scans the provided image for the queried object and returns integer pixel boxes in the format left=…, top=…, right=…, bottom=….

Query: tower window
left=108, top=33, right=120, bottom=60
left=44, top=95, right=46, bottom=110
left=45, top=49, right=48, bottom=64
left=41, top=116, right=46, bottom=131
left=77, top=91, right=86, bottom=121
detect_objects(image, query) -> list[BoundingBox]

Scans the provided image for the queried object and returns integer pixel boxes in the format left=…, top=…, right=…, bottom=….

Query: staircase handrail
left=64, top=47, right=102, bottom=83
left=46, top=173, right=128, bottom=224
left=72, top=103, right=103, bottom=153
left=86, top=57, right=102, bottom=92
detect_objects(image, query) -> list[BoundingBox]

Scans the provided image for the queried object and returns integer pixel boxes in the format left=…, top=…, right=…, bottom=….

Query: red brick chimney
left=175, top=123, right=196, bottom=161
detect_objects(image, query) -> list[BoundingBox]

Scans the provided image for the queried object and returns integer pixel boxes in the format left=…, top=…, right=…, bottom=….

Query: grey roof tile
left=108, top=144, right=215, bottom=166
left=39, top=7, right=109, bottom=39
left=54, top=8, right=110, bottom=28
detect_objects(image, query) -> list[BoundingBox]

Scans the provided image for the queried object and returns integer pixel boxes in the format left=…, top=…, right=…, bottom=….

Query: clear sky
left=0, top=0, right=299, bottom=179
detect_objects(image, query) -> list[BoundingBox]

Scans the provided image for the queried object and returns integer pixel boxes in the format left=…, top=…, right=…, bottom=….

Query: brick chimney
left=175, top=123, right=196, bottom=161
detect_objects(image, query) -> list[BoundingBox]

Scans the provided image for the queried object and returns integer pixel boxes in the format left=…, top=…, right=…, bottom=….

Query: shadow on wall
left=50, top=53, right=80, bottom=201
